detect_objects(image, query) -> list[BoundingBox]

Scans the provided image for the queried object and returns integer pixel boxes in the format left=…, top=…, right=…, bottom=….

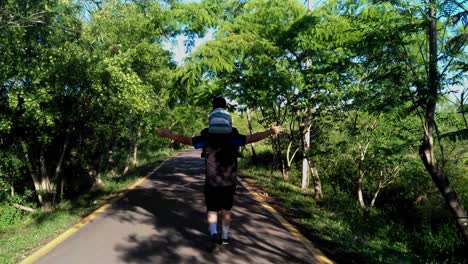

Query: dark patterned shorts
left=204, top=185, right=236, bottom=211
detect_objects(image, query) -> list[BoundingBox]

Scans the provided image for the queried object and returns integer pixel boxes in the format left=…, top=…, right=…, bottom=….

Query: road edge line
left=19, top=155, right=172, bottom=264
left=238, top=179, right=334, bottom=264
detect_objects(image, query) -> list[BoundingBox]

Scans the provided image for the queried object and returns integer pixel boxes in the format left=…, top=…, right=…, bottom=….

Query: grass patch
left=0, top=149, right=174, bottom=264
left=238, top=145, right=466, bottom=263
left=239, top=165, right=419, bottom=264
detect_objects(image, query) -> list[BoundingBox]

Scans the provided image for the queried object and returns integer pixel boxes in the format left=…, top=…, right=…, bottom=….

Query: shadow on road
left=102, top=151, right=313, bottom=264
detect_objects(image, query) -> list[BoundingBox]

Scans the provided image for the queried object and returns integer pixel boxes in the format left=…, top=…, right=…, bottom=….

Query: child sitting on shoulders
left=208, top=97, right=232, bottom=134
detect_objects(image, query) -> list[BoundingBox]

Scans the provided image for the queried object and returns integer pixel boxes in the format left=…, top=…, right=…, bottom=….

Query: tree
left=0, top=0, right=85, bottom=210
left=418, top=0, right=468, bottom=242
left=177, top=0, right=306, bottom=180
left=0, top=0, right=180, bottom=210
left=331, top=0, right=468, bottom=242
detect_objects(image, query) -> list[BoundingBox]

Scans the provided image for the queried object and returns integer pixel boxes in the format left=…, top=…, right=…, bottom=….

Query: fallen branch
left=12, top=203, right=36, bottom=213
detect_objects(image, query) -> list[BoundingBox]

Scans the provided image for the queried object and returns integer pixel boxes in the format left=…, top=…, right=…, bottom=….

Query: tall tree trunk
left=460, top=91, right=468, bottom=128
left=357, top=171, right=366, bottom=210
left=132, top=130, right=141, bottom=167
left=95, top=152, right=104, bottom=187
left=38, top=146, right=56, bottom=211
left=420, top=4, right=468, bottom=243
left=54, top=135, right=69, bottom=202
left=286, top=141, right=300, bottom=169
left=301, top=116, right=311, bottom=190
left=282, top=159, right=288, bottom=180
left=461, top=110, right=468, bottom=128
left=22, top=143, right=44, bottom=205
left=308, top=161, right=322, bottom=199
left=89, top=142, right=104, bottom=189
left=246, top=108, right=257, bottom=162
left=123, top=135, right=133, bottom=175
left=123, top=152, right=131, bottom=176
left=108, top=147, right=116, bottom=177
left=370, top=180, right=383, bottom=208
left=275, top=135, right=288, bottom=181
left=357, top=141, right=369, bottom=211
left=60, top=177, right=64, bottom=201
left=302, top=0, right=313, bottom=190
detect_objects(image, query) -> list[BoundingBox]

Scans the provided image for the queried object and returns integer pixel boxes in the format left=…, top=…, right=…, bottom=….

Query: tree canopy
left=0, top=0, right=466, bottom=262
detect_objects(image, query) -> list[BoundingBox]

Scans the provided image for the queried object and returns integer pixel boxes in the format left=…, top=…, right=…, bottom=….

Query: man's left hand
left=155, top=129, right=172, bottom=137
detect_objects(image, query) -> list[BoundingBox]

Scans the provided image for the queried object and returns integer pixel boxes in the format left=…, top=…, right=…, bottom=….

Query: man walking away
left=156, top=103, right=283, bottom=250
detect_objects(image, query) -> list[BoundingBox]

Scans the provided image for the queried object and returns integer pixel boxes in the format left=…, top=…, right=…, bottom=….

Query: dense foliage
left=0, top=0, right=208, bottom=210
left=0, top=0, right=466, bottom=262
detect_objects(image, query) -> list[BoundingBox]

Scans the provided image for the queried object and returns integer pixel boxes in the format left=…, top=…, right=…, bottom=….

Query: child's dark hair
left=212, top=96, right=227, bottom=109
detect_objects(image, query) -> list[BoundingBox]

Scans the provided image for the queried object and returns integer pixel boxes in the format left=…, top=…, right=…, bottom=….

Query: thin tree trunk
left=370, top=180, right=383, bottom=208
left=89, top=142, right=104, bottom=189
left=60, top=177, right=64, bottom=201
left=132, top=130, right=140, bottom=167
left=420, top=3, right=468, bottom=243
left=123, top=134, right=133, bottom=175
left=460, top=91, right=468, bottom=128
left=270, top=137, right=278, bottom=173
left=54, top=136, right=69, bottom=202
left=123, top=162, right=130, bottom=175
left=30, top=164, right=44, bottom=204
left=357, top=140, right=370, bottom=211
left=370, top=189, right=380, bottom=208
left=132, top=143, right=138, bottom=167
left=108, top=147, right=116, bottom=177
left=246, top=108, right=257, bottom=162
left=462, top=112, right=468, bottom=128
left=39, top=146, right=55, bottom=211
left=301, top=118, right=311, bottom=190
left=308, top=162, right=322, bottom=199
left=370, top=170, right=395, bottom=208
left=357, top=171, right=366, bottom=210
left=282, top=159, right=288, bottom=180
left=286, top=141, right=300, bottom=168
left=22, top=143, right=44, bottom=205
left=276, top=135, right=288, bottom=181
left=123, top=144, right=131, bottom=175
left=303, top=0, right=312, bottom=188
left=90, top=168, right=102, bottom=191
left=95, top=152, right=104, bottom=187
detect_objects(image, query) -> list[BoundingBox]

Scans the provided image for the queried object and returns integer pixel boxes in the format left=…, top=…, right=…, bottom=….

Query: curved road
left=32, top=150, right=323, bottom=264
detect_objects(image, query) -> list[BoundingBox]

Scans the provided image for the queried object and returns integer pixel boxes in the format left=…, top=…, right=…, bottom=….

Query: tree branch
left=12, top=203, right=36, bottom=213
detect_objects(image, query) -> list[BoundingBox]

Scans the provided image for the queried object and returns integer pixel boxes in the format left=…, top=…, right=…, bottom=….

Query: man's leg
left=221, top=209, right=231, bottom=240
left=205, top=185, right=219, bottom=236
left=220, top=185, right=235, bottom=244
left=207, top=211, right=218, bottom=235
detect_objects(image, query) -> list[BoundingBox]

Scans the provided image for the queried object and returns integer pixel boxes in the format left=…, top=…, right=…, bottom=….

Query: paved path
left=34, top=150, right=318, bottom=264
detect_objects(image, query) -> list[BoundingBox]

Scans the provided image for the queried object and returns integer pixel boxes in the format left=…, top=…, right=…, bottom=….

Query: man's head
left=212, top=96, right=227, bottom=109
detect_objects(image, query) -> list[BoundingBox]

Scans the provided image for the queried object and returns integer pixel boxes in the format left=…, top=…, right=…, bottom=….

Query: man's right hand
left=271, top=126, right=285, bottom=135
left=246, top=126, right=284, bottom=144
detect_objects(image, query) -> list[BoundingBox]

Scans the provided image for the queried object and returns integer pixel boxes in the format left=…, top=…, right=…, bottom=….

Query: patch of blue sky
left=163, top=0, right=315, bottom=65
left=162, top=29, right=214, bottom=65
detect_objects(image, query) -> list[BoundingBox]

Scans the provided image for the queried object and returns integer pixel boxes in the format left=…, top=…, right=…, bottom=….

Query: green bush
left=0, top=204, right=22, bottom=230
left=413, top=222, right=465, bottom=263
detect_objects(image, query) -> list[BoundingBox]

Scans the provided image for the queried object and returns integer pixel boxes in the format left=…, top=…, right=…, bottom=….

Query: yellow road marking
left=240, top=181, right=334, bottom=264
left=19, top=158, right=171, bottom=264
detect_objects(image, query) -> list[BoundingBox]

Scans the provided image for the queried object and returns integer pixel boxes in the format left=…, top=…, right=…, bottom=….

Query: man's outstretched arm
left=155, top=129, right=193, bottom=146
left=245, top=126, right=284, bottom=144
